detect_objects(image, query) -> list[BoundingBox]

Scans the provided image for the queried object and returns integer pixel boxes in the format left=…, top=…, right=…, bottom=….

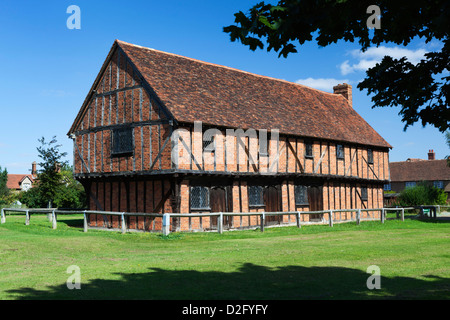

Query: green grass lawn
left=0, top=213, right=449, bottom=300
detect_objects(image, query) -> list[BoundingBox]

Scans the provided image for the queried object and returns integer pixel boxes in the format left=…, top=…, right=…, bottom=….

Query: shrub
left=393, top=182, right=447, bottom=207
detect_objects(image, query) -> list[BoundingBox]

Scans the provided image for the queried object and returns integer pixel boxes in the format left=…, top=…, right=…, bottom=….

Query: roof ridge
left=115, top=39, right=342, bottom=98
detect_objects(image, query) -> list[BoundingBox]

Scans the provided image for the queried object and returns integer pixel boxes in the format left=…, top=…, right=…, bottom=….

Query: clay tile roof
left=390, top=159, right=450, bottom=182
left=70, top=40, right=392, bottom=149
left=6, top=174, right=34, bottom=190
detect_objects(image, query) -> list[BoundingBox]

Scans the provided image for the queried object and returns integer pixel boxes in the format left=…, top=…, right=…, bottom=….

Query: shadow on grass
left=6, top=263, right=450, bottom=300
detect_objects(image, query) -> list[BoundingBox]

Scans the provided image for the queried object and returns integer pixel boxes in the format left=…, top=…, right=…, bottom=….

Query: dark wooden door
left=210, top=187, right=232, bottom=229
left=308, top=186, right=323, bottom=221
left=264, top=185, right=281, bottom=225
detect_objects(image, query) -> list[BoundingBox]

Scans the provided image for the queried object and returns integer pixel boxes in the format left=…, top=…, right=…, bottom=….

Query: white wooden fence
left=1, top=205, right=425, bottom=235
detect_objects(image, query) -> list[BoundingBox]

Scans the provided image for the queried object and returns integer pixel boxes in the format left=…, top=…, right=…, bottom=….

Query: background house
left=7, top=162, right=37, bottom=192
left=386, top=150, right=450, bottom=199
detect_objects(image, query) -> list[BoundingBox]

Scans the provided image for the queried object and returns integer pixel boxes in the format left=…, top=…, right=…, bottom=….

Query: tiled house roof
left=70, top=40, right=391, bottom=149
left=390, top=159, right=450, bottom=182
left=7, top=174, right=34, bottom=190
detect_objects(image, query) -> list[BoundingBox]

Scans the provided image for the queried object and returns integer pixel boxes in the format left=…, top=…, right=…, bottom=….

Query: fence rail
left=1, top=205, right=426, bottom=235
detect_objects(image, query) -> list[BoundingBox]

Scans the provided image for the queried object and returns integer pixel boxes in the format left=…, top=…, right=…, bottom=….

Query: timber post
left=381, top=208, right=385, bottom=223
left=162, top=213, right=170, bottom=236
left=1, top=208, right=5, bottom=224
left=52, top=210, right=57, bottom=229
left=296, top=211, right=301, bottom=228
left=83, top=211, right=88, bottom=232
left=25, top=210, right=30, bottom=226
left=357, top=209, right=361, bottom=225
left=329, top=210, right=333, bottom=227
left=218, top=212, right=223, bottom=234
left=121, top=213, right=127, bottom=234
left=401, top=208, right=405, bottom=221
left=260, top=212, right=265, bottom=232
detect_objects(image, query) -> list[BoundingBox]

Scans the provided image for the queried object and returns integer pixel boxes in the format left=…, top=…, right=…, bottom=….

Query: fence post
left=260, top=212, right=265, bottom=232
left=52, top=210, right=57, bottom=229
left=162, top=213, right=170, bottom=236
left=296, top=211, right=301, bottom=229
left=121, top=213, right=126, bottom=234
left=1, top=208, right=5, bottom=224
left=25, top=210, right=30, bottom=226
left=329, top=210, right=333, bottom=227
left=401, top=208, right=405, bottom=221
left=218, top=212, right=223, bottom=234
left=357, top=209, right=361, bottom=225
left=83, top=211, right=88, bottom=233
left=381, top=208, right=385, bottom=224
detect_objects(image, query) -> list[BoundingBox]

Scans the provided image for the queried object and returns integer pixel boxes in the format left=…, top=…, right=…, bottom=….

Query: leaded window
left=367, top=149, right=374, bottom=164
left=405, top=181, right=416, bottom=189
left=336, top=144, right=344, bottom=159
left=361, top=186, right=368, bottom=201
left=434, top=181, right=444, bottom=189
left=248, top=186, right=264, bottom=206
left=203, top=131, right=215, bottom=153
left=190, top=186, right=210, bottom=210
left=295, top=185, right=309, bottom=205
left=305, top=141, right=313, bottom=158
left=112, top=126, right=133, bottom=155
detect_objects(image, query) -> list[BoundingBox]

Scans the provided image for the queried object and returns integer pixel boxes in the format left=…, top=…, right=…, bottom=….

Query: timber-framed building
left=68, top=40, right=392, bottom=232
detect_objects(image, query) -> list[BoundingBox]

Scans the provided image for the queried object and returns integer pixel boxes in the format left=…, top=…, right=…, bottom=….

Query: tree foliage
left=35, top=136, right=68, bottom=207
left=224, top=0, right=449, bottom=132
left=0, top=166, right=10, bottom=207
left=393, top=182, right=447, bottom=207
left=446, top=131, right=450, bottom=166
left=19, top=136, right=87, bottom=209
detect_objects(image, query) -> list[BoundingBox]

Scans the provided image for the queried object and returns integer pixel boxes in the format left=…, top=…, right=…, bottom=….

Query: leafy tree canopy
left=35, top=136, right=68, bottom=207
left=224, top=0, right=449, bottom=132
left=0, top=166, right=10, bottom=206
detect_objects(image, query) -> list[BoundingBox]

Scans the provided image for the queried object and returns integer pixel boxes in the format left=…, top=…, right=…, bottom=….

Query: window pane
left=305, top=142, right=313, bottom=157
left=203, top=131, right=215, bottom=153
left=361, top=187, right=368, bottom=201
left=190, top=186, right=210, bottom=209
left=434, top=181, right=444, bottom=189
left=405, top=182, right=416, bottom=189
left=384, top=184, right=391, bottom=191
left=336, top=145, right=344, bottom=159
left=295, top=185, right=308, bottom=205
left=367, top=149, right=374, bottom=164
left=112, top=127, right=133, bottom=155
left=248, top=186, right=264, bottom=206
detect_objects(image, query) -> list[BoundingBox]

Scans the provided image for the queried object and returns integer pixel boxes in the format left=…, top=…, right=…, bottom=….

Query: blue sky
left=0, top=0, right=447, bottom=174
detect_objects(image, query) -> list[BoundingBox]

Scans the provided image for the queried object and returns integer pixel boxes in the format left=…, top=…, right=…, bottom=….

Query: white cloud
left=340, top=46, right=428, bottom=75
left=295, top=77, right=350, bottom=92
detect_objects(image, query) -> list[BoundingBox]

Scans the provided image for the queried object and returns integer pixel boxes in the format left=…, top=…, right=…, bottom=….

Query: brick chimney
left=31, top=161, right=37, bottom=177
left=428, top=149, right=435, bottom=160
left=333, top=83, right=352, bottom=108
